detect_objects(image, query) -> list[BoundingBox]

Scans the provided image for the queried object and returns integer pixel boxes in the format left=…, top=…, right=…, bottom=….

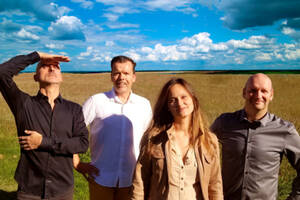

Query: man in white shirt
left=74, top=55, right=152, bottom=200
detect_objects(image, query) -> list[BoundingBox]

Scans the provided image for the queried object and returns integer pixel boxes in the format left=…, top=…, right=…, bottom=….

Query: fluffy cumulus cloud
left=123, top=32, right=224, bottom=62
left=78, top=46, right=112, bottom=62
left=280, top=19, right=300, bottom=41
left=0, top=0, right=69, bottom=21
left=208, top=0, right=300, bottom=30
left=48, top=16, right=85, bottom=40
left=74, top=30, right=300, bottom=69
left=14, top=28, right=40, bottom=41
left=117, top=32, right=300, bottom=67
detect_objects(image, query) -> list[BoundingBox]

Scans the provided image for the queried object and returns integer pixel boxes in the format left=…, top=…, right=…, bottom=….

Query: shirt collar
left=239, top=109, right=271, bottom=127
left=36, top=90, right=63, bottom=103
left=166, top=125, right=175, bottom=140
left=111, top=88, right=135, bottom=104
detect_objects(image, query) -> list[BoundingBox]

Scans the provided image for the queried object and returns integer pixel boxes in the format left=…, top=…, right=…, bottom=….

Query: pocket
left=203, top=153, right=212, bottom=164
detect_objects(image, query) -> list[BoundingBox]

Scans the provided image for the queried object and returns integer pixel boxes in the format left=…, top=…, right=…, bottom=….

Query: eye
left=168, top=98, right=176, bottom=104
left=181, top=95, right=187, bottom=100
left=261, top=89, right=268, bottom=94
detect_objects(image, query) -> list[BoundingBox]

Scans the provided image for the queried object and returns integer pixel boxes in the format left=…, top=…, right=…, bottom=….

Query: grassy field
left=0, top=72, right=299, bottom=199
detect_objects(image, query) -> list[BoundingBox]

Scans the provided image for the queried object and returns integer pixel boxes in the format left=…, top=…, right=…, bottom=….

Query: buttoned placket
left=168, top=131, right=188, bottom=200
left=116, top=100, right=126, bottom=186
left=179, top=163, right=185, bottom=199
left=43, top=99, right=56, bottom=199
left=241, top=123, right=254, bottom=197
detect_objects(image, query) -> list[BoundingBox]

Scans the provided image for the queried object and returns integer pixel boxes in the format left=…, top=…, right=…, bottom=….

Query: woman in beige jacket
left=131, top=78, right=223, bottom=200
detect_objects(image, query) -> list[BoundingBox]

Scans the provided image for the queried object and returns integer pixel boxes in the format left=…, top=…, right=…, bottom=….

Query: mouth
left=116, top=82, right=127, bottom=87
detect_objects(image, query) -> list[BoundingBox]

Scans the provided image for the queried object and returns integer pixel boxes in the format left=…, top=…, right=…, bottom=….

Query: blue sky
left=1, top=0, right=300, bottom=71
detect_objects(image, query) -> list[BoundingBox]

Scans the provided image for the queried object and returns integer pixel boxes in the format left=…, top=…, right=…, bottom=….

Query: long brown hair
left=145, top=78, right=216, bottom=156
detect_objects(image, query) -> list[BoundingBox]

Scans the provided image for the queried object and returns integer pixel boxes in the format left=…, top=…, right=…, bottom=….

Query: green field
left=0, top=72, right=299, bottom=199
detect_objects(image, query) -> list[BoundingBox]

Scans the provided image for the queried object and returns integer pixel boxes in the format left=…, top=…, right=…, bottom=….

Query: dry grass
left=0, top=72, right=299, bottom=199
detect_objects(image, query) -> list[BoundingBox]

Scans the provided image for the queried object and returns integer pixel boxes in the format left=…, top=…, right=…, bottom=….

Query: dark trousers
left=17, top=187, right=73, bottom=200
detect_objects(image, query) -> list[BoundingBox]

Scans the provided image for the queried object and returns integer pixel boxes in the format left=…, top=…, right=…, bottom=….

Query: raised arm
left=0, top=52, right=70, bottom=115
left=37, top=52, right=70, bottom=63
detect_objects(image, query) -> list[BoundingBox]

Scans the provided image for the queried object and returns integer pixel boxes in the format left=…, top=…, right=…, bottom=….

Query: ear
left=270, top=89, right=274, bottom=101
left=33, top=74, right=38, bottom=82
left=132, top=73, right=136, bottom=83
left=242, top=87, right=246, bottom=99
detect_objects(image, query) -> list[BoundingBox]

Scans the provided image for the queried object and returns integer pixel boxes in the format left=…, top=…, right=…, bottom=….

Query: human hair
left=110, top=55, right=136, bottom=73
left=145, top=77, right=216, bottom=156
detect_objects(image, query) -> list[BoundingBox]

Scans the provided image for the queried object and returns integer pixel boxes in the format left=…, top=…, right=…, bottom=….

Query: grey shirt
left=211, top=109, right=300, bottom=200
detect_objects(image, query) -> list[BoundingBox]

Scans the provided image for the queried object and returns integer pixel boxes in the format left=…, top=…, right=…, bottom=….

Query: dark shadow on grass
left=0, top=190, right=17, bottom=200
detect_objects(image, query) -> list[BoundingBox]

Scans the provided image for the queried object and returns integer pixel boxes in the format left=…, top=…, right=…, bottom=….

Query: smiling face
left=111, top=61, right=136, bottom=98
left=243, top=73, right=273, bottom=115
left=167, top=83, right=194, bottom=120
left=34, top=61, right=63, bottom=85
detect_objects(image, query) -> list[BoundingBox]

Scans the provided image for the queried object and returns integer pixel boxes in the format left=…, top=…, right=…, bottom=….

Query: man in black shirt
left=0, top=52, right=89, bottom=199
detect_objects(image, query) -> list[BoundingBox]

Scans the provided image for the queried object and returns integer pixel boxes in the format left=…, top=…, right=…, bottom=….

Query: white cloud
left=144, top=0, right=190, bottom=11
left=107, top=6, right=137, bottom=14
left=15, top=28, right=39, bottom=41
left=103, top=13, right=119, bottom=21
left=226, top=35, right=273, bottom=50
left=282, top=27, right=295, bottom=35
left=78, top=46, right=112, bottom=62
left=107, top=23, right=139, bottom=29
left=105, top=41, right=115, bottom=46
left=45, top=43, right=64, bottom=49
left=281, top=27, right=300, bottom=41
left=48, top=16, right=85, bottom=40
left=71, top=0, right=94, bottom=9
left=79, top=46, right=94, bottom=57
left=255, top=53, right=272, bottom=61
left=284, top=49, right=300, bottom=60
left=95, top=0, right=131, bottom=5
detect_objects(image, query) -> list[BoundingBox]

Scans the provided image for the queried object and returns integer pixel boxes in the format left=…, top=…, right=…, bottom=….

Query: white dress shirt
left=83, top=89, right=152, bottom=188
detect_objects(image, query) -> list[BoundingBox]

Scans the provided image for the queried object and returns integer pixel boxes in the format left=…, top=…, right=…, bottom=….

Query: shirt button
left=181, top=188, right=183, bottom=191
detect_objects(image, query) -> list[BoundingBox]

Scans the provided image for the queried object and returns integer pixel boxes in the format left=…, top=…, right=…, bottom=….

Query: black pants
left=17, top=187, right=73, bottom=200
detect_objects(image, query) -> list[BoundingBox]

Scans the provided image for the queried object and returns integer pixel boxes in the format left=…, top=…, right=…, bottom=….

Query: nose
left=118, top=73, right=125, bottom=80
left=176, top=98, right=184, bottom=107
left=257, top=90, right=263, bottom=98
left=49, top=65, right=55, bottom=71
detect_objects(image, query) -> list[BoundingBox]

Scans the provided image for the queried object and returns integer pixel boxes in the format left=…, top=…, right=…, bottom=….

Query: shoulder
left=211, top=110, right=242, bottom=131
left=131, top=93, right=151, bottom=105
left=84, top=91, right=110, bottom=104
left=208, top=131, right=219, bottom=145
left=149, top=129, right=168, bottom=145
left=61, top=98, right=83, bottom=112
left=269, top=113, right=298, bottom=135
left=216, top=110, right=242, bottom=121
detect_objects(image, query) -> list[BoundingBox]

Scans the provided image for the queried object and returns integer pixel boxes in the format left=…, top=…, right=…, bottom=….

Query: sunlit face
left=243, top=74, right=273, bottom=113
left=111, top=61, right=136, bottom=96
left=168, top=84, right=194, bottom=119
left=34, top=61, right=63, bottom=85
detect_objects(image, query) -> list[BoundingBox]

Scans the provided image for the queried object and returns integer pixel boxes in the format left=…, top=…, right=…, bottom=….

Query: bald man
left=211, top=73, right=300, bottom=200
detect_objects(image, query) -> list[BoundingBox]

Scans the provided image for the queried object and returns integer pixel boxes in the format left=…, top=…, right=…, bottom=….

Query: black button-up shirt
left=211, top=109, right=300, bottom=200
left=0, top=52, right=89, bottom=198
